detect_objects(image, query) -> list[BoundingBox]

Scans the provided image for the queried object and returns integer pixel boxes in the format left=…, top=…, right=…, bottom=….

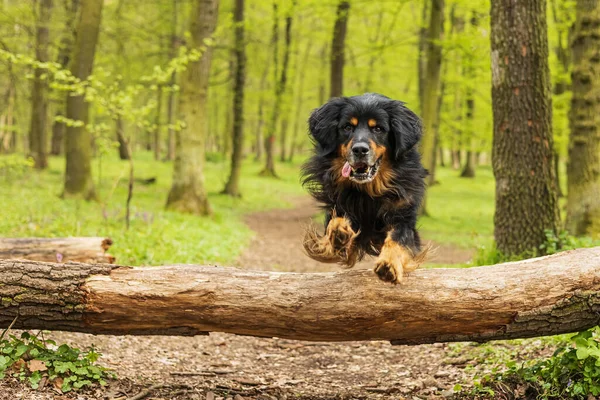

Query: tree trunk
left=2, top=248, right=600, bottom=343
left=116, top=116, right=130, bottom=160
left=153, top=86, right=163, bottom=161
left=28, top=0, right=53, bottom=170
left=166, top=0, right=180, bottom=162
left=50, top=0, right=79, bottom=156
left=260, top=1, right=294, bottom=177
left=0, top=237, right=114, bottom=263
left=550, top=0, right=569, bottom=199
left=461, top=15, right=476, bottom=179
left=566, top=0, right=600, bottom=236
left=165, top=0, right=218, bottom=215
left=491, top=0, right=560, bottom=256
left=418, top=0, right=430, bottom=113
left=222, top=0, right=245, bottom=197
left=63, top=0, right=103, bottom=200
left=288, top=42, right=311, bottom=163
left=329, top=1, right=349, bottom=98
left=461, top=151, right=476, bottom=178
left=420, top=0, right=444, bottom=192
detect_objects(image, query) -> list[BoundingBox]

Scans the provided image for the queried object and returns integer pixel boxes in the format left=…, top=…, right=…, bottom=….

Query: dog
left=301, top=93, right=428, bottom=284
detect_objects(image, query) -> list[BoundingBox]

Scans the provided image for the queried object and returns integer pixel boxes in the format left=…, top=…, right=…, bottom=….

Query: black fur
left=302, top=93, right=427, bottom=259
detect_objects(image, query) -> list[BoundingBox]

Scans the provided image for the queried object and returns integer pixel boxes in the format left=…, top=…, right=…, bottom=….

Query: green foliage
left=0, top=155, right=34, bottom=180
left=0, top=331, right=113, bottom=392
left=539, top=229, right=600, bottom=255
left=463, top=327, right=600, bottom=400
left=473, top=229, right=600, bottom=266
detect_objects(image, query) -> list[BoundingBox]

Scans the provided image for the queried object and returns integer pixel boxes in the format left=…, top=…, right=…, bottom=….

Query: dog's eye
left=343, top=124, right=354, bottom=132
left=372, top=126, right=383, bottom=134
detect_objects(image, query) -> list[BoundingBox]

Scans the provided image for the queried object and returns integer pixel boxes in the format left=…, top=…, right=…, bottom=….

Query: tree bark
left=491, top=0, right=560, bottom=256
left=50, top=0, right=79, bottom=156
left=2, top=248, right=600, bottom=343
left=28, top=0, right=53, bottom=170
left=165, top=0, right=218, bottom=215
left=566, top=0, right=600, bottom=236
left=329, top=1, right=349, bottom=98
left=0, top=237, right=113, bottom=263
left=222, top=0, right=245, bottom=197
left=63, top=0, right=103, bottom=200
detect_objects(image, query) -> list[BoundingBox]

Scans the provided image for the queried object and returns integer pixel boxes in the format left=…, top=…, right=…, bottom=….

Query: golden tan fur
left=303, top=213, right=359, bottom=267
left=374, top=232, right=429, bottom=284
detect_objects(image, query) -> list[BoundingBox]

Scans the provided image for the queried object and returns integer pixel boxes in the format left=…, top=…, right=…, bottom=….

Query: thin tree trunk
left=116, top=116, right=130, bottom=160
left=550, top=0, right=570, bottom=199
left=223, top=0, right=246, bottom=197
left=329, top=1, right=349, bottom=98
left=490, top=0, right=560, bottom=255
left=50, top=0, right=79, bottom=156
left=3, top=248, right=600, bottom=343
left=153, top=86, right=163, bottom=161
left=418, top=0, right=430, bottom=113
left=165, top=0, right=219, bottom=215
left=460, top=12, right=477, bottom=179
left=63, top=0, right=103, bottom=200
left=419, top=0, right=445, bottom=214
left=29, top=0, right=53, bottom=169
left=288, top=42, right=311, bottom=163
left=566, top=0, right=600, bottom=236
left=260, top=1, right=294, bottom=177
left=166, top=0, right=179, bottom=162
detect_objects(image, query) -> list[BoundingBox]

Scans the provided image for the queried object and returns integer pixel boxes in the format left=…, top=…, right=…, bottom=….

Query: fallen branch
left=1, top=248, right=600, bottom=344
left=0, top=237, right=114, bottom=263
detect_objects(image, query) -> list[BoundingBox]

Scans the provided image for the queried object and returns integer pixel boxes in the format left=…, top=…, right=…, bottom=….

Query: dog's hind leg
left=303, top=212, right=359, bottom=267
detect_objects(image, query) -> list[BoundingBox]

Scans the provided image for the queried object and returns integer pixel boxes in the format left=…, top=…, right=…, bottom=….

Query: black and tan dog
left=302, top=93, right=428, bottom=284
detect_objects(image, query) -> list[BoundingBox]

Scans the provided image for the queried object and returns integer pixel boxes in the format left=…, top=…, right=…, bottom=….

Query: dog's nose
left=352, top=142, right=370, bottom=157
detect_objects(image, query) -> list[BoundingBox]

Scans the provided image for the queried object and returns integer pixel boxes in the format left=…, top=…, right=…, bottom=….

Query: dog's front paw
left=327, top=217, right=358, bottom=257
left=374, top=259, right=403, bottom=284
left=374, top=234, right=425, bottom=284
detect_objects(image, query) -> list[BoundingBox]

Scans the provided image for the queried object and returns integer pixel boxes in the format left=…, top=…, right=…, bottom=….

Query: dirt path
left=3, top=198, right=493, bottom=400
left=237, top=196, right=474, bottom=272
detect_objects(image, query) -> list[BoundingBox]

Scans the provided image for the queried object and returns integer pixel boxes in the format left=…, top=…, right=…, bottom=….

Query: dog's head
left=308, top=93, right=422, bottom=184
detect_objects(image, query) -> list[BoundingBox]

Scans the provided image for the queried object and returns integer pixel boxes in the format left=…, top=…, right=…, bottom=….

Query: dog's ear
left=308, top=97, right=347, bottom=155
left=386, top=101, right=423, bottom=160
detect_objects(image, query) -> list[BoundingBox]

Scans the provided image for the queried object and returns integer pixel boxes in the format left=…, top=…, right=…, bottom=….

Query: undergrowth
left=459, top=327, right=600, bottom=400
left=0, top=331, right=114, bottom=393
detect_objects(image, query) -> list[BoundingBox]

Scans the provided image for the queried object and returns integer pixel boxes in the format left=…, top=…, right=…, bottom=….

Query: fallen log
left=0, top=237, right=114, bottom=263
left=1, top=247, right=600, bottom=344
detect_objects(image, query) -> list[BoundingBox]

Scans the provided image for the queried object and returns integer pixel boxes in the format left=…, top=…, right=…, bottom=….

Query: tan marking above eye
left=368, top=119, right=377, bottom=127
left=350, top=117, right=358, bottom=126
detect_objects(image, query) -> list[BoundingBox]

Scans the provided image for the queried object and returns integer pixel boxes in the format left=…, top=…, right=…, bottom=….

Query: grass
left=0, top=152, right=306, bottom=266
left=419, top=166, right=495, bottom=250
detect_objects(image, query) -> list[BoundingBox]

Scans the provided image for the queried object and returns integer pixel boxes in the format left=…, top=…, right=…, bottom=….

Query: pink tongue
left=342, top=162, right=352, bottom=178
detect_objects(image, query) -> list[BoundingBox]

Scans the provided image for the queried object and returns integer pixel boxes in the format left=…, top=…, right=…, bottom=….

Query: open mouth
left=342, top=158, right=381, bottom=183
